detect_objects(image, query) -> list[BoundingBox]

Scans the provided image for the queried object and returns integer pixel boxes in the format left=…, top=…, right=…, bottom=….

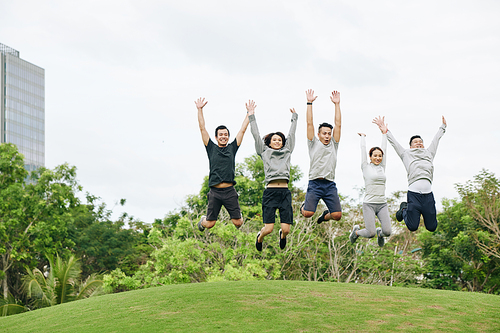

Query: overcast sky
left=1, top=0, right=499, bottom=223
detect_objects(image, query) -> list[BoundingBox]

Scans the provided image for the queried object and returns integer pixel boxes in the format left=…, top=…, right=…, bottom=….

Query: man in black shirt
left=195, top=97, right=252, bottom=231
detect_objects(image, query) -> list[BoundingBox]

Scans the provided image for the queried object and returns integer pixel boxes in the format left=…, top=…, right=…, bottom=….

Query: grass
left=1, top=280, right=499, bottom=332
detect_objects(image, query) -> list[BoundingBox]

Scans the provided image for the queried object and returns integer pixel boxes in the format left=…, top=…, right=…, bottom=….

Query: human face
left=216, top=129, right=229, bottom=147
left=270, top=134, right=283, bottom=150
left=410, top=138, right=424, bottom=148
left=370, top=150, right=383, bottom=165
left=318, top=127, right=332, bottom=145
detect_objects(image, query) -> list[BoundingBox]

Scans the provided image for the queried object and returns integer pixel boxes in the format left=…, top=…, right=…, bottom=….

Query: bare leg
left=258, top=224, right=274, bottom=242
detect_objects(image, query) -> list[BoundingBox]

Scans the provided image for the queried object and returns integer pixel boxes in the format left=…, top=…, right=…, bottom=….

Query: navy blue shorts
left=206, top=186, right=242, bottom=221
left=403, top=191, right=437, bottom=232
left=304, top=179, right=342, bottom=214
left=262, top=187, right=293, bottom=224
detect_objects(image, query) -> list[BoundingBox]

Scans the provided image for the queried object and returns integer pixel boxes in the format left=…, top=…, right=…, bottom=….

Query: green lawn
left=1, top=280, right=499, bottom=332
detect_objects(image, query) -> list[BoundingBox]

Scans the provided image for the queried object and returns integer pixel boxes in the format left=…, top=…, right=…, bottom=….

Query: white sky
left=1, top=0, right=499, bottom=223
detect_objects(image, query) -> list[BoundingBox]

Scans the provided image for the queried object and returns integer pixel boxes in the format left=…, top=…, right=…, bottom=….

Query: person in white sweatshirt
left=350, top=116, right=391, bottom=247
left=248, top=102, right=298, bottom=251
left=374, top=116, right=447, bottom=232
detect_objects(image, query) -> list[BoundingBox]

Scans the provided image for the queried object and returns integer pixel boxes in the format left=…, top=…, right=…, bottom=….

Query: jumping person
left=301, top=89, right=342, bottom=224
left=374, top=116, right=447, bottom=232
left=195, top=97, right=250, bottom=231
left=350, top=116, right=391, bottom=247
left=247, top=102, right=298, bottom=251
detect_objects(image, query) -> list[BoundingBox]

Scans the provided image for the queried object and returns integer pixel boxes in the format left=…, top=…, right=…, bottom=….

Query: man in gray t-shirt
left=300, top=89, right=343, bottom=224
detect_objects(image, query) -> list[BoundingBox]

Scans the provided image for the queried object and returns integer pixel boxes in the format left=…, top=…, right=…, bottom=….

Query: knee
left=205, top=219, right=216, bottom=229
left=330, top=212, right=342, bottom=221
left=232, top=218, right=243, bottom=228
left=426, top=225, right=437, bottom=232
left=382, top=229, right=392, bottom=237
left=366, top=231, right=376, bottom=238
left=302, top=210, right=314, bottom=218
left=407, top=224, right=419, bottom=232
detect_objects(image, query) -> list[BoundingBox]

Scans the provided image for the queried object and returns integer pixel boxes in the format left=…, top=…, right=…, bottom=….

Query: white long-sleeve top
left=361, top=134, right=387, bottom=204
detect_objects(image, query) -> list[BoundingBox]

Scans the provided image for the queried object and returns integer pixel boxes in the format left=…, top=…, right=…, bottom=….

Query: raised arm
left=358, top=133, right=367, bottom=168
left=196, top=97, right=210, bottom=146
left=427, top=116, right=447, bottom=158
left=235, top=100, right=253, bottom=146
left=373, top=116, right=388, bottom=168
left=330, top=91, right=341, bottom=143
left=247, top=101, right=264, bottom=155
left=286, top=108, right=299, bottom=152
left=305, top=89, right=317, bottom=141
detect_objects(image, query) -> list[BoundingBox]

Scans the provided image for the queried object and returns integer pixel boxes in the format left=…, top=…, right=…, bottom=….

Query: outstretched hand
left=330, top=91, right=340, bottom=104
left=305, top=89, right=317, bottom=103
left=290, top=108, right=296, bottom=114
left=372, top=116, right=388, bottom=134
left=442, top=116, right=447, bottom=126
left=246, top=100, right=256, bottom=115
left=195, top=97, right=207, bottom=109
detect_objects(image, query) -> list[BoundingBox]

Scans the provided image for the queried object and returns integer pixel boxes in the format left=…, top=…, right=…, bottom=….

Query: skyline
left=1, top=0, right=499, bottom=223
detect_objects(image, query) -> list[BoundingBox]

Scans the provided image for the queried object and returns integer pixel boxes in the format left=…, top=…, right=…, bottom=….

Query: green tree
left=0, top=143, right=80, bottom=299
left=23, top=254, right=103, bottom=309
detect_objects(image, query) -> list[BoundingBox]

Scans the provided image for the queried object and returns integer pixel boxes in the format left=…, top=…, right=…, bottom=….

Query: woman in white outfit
left=350, top=116, right=391, bottom=247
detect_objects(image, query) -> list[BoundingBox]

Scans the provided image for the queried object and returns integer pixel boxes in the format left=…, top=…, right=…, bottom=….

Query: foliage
left=104, top=154, right=420, bottom=292
left=23, top=254, right=103, bottom=309
left=419, top=198, right=500, bottom=293
left=0, top=143, right=81, bottom=300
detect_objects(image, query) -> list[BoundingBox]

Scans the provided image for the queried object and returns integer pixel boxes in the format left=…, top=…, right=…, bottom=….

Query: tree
left=23, top=254, right=103, bottom=309
left=456, top=169, right=500, bottom=261
left=0, top=143, right=80, bottom=299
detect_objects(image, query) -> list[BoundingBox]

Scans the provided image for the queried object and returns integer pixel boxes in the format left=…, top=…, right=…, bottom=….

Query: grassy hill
left=1, top=280, right=499, bottom=332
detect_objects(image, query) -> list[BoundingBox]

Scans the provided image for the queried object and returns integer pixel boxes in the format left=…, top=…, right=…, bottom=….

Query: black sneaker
left=316, top=210, right=329, bottom=224
left=198, top=216, right=206, bottom=232
left=376, top=227, right=385, bottom=247
left=256, top=232, right=263, bottom=252
left=350, top=225, right=360, bottom=244
left=396, top=202, right=407, bottom=222
left=279, top=229, right=286, bottom=250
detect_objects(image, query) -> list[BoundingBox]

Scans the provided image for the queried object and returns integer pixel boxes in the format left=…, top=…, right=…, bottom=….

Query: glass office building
left=0, top=43, right=45, bottom=171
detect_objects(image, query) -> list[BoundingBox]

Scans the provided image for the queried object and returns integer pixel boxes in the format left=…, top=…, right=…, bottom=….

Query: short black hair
left=318, top=122, right=333, bottom=132
left=215, top=125, right=230, bottom=138
left=264, top=132, right=286, bottom=148
left=369, top=147, right=384, bottom=157
left=409, top=135, right=422, bottom=146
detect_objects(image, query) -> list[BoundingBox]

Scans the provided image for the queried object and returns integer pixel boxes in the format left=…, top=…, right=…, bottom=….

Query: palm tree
left=23, top=254, right=103, bottom=309
left=0, top=294, right=26, bottom=316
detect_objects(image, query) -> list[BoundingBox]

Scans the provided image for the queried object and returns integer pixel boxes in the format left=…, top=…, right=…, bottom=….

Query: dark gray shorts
left=206, top=186, right=242, bottom=221
left=262, top=187, right=293, bottom=224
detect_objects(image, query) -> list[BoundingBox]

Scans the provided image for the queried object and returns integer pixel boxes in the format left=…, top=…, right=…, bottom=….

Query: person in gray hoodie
left=374, top=116, right=447, bottom=232
left=247, top=101, right=298, bottom=251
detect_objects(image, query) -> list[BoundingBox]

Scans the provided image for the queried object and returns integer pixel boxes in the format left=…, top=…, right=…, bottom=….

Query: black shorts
left=206, top=186, right=242, bottom=221
left=262, top=187, right=293, bottom=224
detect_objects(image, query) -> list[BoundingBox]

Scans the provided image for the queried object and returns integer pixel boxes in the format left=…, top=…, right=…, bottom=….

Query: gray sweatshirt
left=361, top=134, right=387, bottom=203
left=249, top=113, right=298, bottom=186
left=387, top=124, right=446, bottom=186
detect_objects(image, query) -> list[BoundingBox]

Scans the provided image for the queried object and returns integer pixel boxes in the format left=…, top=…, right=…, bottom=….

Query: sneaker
left=350, top=225, right=360, bottom=244
left=198, top=216, right=206, bottom=232
left=279, top=229, right=286, bottom=250
left=255, top=232, right=263, bottom=252
left=396, top=202, right=407, bottom=222
left=316, top=210, right=329, bottom=224
left=376, top=227, right=385, bottom=247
